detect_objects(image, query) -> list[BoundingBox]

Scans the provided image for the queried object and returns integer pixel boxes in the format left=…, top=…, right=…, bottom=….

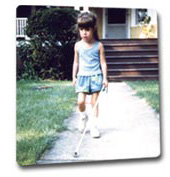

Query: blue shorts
left=76, top=74, right=103, bottom=94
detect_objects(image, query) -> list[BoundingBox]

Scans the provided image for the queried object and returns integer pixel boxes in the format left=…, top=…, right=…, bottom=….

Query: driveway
left=37, top=82, right=160, bottom=164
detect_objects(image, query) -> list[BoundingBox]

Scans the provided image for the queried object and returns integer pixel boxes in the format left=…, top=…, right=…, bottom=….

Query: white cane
left=73, top=86, right=107, bottom=158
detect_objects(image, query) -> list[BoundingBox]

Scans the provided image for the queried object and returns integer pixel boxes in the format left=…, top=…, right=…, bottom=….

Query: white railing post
left=16, top=18, right=28, bottom=38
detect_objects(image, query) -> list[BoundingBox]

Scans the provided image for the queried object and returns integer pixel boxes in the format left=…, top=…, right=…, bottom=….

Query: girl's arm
left=99, top=42, right=108, bottom=88
left=72, top=43, right=79, bottom=86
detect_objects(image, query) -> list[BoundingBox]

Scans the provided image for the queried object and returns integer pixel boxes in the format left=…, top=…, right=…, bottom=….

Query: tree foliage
left=17, top=7, right=79, bottom=80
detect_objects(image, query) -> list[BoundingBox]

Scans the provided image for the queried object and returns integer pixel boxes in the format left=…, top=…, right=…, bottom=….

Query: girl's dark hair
left=76, top=12, right=99, bottom=41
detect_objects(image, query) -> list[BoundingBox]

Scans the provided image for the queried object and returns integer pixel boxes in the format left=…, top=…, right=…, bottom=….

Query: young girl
left=72, top=12, right=108, bottom=138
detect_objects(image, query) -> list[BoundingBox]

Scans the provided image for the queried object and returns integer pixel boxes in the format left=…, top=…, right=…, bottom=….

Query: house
left=16, top=5, right=158, bottom=81
left=16, top=5, right=158, bottom=40
left=79, top=7, right=158, bottom=39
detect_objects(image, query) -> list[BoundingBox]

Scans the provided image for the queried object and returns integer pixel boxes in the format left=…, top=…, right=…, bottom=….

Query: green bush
left=17, top=7, right=79, bottom=80
left=17, top=41, right=37, bottom=80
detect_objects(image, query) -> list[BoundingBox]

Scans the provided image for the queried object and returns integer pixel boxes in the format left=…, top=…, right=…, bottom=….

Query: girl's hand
left=103, top=79, right=108, bottom=88
left=72, top=78, right=77, bottom=87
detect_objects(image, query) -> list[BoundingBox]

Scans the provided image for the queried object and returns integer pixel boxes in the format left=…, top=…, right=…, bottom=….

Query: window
left=107, top=9, right=126, bottom=24
left=136, top=9, right=148, bottom=24
left=80, top=7, right=83, bottom=11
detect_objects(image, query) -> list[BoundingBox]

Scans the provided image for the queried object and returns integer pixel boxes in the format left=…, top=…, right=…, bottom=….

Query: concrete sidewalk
left=37, top=82, right=160, bottom=165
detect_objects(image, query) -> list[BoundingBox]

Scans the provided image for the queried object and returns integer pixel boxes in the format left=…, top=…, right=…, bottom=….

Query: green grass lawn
left=16, top=80, right=77, bottom=166
left=126, top=80, right=160, bottom=113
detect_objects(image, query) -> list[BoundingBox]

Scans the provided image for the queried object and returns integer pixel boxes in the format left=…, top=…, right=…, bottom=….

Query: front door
left=105, top=8, right=127, bottom=39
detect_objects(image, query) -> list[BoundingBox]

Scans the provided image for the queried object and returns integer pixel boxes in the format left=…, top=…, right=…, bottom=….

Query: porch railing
left=16, top=18, right=27, bottom=38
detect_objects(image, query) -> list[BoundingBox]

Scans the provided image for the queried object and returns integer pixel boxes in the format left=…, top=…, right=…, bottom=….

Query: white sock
left=90, top=116, right=99, bottom=128
left=79, top=111, right=86, bottom=119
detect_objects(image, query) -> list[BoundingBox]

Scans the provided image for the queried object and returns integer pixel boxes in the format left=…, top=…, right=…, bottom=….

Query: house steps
left=101, top=38, right=159, bottom=81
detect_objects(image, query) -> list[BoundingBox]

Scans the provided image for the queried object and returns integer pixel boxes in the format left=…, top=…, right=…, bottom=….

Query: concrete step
left=105, top=49, right=158, bottom=56
left=107, top=61, right=158, bottom=69
left=108, top=75, right=159, bottom=81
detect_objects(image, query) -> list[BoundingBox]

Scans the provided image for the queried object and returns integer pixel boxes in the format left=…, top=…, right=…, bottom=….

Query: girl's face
left=79, top=27, right=94, bottom=42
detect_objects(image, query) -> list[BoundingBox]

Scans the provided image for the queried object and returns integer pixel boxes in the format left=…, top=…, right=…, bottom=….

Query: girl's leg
left=77, top=92, right=86, bottom=112
left=91, top=92, right=99, bottom=117
left=90, top=92, right=100, bottom=138
left=77, top=93, right=88, bottom=132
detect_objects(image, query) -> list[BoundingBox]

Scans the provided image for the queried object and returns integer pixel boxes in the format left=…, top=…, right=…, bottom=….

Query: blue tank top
left=77, top=41, right=102, bottom=76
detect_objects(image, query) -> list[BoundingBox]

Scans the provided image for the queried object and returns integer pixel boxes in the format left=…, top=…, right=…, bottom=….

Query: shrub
left=17, top=7, right=79, bottom=80
left=17, top=41, right=38, bottom=80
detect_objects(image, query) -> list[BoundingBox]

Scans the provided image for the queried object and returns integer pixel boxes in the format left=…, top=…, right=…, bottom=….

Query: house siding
left=131, top=24, right=158, bottom=38
left=89, top=8, right=103, bottom=39
left=89, top=8, right=157, bottom=39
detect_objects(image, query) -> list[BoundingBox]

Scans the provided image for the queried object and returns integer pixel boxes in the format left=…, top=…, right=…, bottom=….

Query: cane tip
left=73, top=152, right=79, bottom=158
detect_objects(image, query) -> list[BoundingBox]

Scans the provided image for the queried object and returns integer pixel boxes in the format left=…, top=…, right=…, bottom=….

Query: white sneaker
left=90, top=126, right=100, bottom=138
left=89, top=117, right=100, bottom=138
left=78, top=114, right=88, bottom=133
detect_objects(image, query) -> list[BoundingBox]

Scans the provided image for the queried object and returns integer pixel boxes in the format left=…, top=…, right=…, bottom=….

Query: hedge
left=17, top=7, right=79, bottom=80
